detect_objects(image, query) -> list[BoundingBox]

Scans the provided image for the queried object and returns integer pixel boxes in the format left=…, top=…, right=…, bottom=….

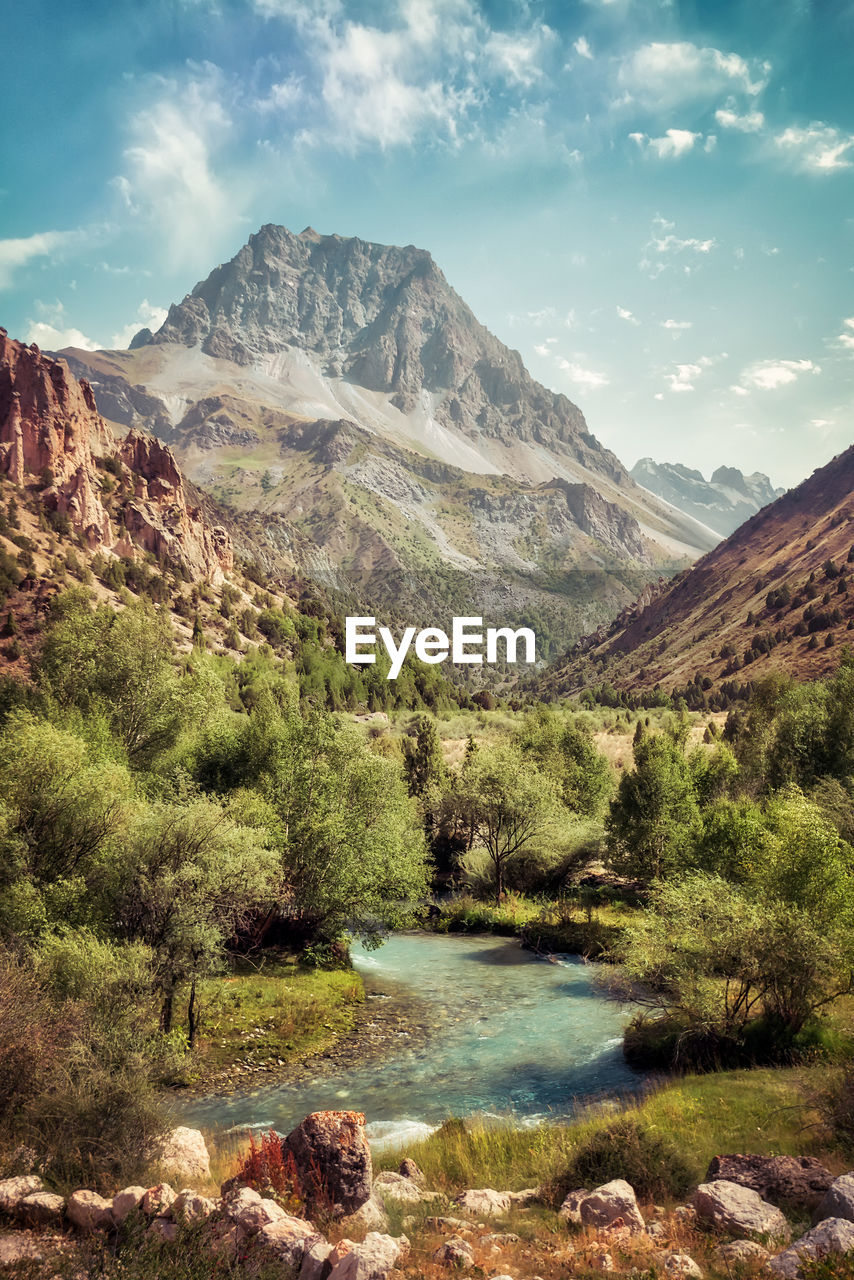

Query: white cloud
left=533, top=342, right=551, bottom=356
left=775, top=123, right=854, bottom=173
left=730, top=384, right=750, bottom=396
left=616, top=305, right=639, bottom=325
left=741, top=358, right=821, bottom=390
left=0, top=230, right=81, bottom=290
left=485, top=25, right=555, bottom=87
left=640, top=216, right=715, bottom=276
left=836, top=317, right=854, bottom=351
left=24, top=321, right=100, bottom=352
left=110, top=299, right=168, bottom=349
left=630, top=128, right=701, bottom=160
left=573, top=35, right=593, bottom=60
left=619, top=42, right=769, bottom=109
left=662, top=318, right=692, bottom=330
left=663, top=355, right=716, bottom=393
left=556, top=357, right=609, bottom=390
left=114, top=65, right=243, bottom=267
left=715, top=104, right=765, bottom=133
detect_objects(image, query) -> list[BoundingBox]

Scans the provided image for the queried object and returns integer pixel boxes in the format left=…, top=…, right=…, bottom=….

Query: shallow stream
left=181, top=933, right=639, bottom=1149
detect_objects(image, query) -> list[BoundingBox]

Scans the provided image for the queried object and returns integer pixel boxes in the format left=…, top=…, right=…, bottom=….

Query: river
left=180, top=932, right=639, bottom=1150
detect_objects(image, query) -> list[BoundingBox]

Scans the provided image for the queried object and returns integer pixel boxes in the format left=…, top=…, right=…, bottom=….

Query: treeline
left=605, top=659, right=854, bottom=1070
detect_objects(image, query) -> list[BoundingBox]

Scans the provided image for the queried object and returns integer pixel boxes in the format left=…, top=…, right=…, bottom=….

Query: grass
left=430, top=891, right=635, bottom=956
left=373, top=1065, right=844, bottom=1200
left=180, top=954, right=364, bottom=1088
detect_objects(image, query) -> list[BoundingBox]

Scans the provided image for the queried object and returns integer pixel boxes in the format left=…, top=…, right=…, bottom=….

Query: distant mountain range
left=542, top=445, right=854, bottom=704
left=61, top=224, right=718, bottom=663
left=631, top=458, right=784, bottom=539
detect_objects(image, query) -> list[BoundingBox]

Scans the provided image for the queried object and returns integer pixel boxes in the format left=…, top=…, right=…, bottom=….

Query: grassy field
left=374, top=1065, right=845, bottom=1198
left=180, top=955, right=364, bottom=1088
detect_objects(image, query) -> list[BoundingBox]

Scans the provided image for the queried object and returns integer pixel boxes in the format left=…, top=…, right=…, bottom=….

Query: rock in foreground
left=283, top=1110, right=372, bottom=1219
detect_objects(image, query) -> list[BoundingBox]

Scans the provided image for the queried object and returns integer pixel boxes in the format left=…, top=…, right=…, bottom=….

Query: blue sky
left=2, top=0, right=854, bottom=488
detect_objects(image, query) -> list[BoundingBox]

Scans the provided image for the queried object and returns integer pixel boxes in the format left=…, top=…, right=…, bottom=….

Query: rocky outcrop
left=0, top=329, right=112, bottom=545
left=769, top=1218, right=854, bottom=1279
left=706, top=1154, right=833, bottom=1212
left=282, top=1110, right=372, bottom=1219
left=118, top=430, right=233, bottom=584
left=811, top=1172, right=854, bottom=1225
left=693, top=1179, right=791, bottom=1242
left=0, top=332, right=232, bottom=583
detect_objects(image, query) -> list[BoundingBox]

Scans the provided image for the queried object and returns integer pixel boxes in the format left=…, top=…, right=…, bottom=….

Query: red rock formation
left=0, top=328, right=112, bottom=544
left=0, top=329, right=232, bottom=582
left=118, top=430, right=233, bottom=584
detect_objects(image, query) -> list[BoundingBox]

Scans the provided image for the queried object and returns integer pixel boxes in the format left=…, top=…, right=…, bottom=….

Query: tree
left=37, top=590, right=202, bottom=764
left=457, top=743, right=558, bottom=903
left=264, top=706, right=430, bottom=944
left=515, top=706, right=614, bottom=816
left=402, top=715, right=446, bottom=798
left=115, top=798, right=280, bottom=1037
left=606, top=732, right=701, bottom=881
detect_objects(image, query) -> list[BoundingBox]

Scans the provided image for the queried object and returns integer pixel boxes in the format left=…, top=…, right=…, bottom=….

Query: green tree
left=265, top=708, right=430, bottom=944
left=606, top=731, right=701, bottom=881
left=516, top=706, right=614, bottom=816
left=457, top=742, right=558, bottom=903
left=115, top=798, right=280, bottom=1037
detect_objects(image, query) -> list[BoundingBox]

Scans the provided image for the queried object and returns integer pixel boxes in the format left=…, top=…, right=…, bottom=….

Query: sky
left=2, top=0, right=854, bottom=489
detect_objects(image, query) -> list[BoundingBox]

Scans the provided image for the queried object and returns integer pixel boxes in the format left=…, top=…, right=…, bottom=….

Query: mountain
left=60, top=225, right=718, bottom=665
left=631, top=458, right=784, bottom=539
left=540, top=445, right=854, bottom=706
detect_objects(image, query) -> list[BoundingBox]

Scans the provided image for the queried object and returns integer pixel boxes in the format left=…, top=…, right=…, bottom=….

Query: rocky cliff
left=0, top=331, right=232, bottom=583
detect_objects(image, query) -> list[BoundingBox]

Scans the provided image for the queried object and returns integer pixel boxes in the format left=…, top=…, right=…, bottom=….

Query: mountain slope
left=541, top=445, right=854, bottom=705
left=60, top=225, right=718, bottom=662
left=631, top=457, right=783, bottom=538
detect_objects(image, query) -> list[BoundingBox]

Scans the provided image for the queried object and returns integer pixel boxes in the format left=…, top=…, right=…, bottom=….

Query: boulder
left=693, top=1180, right=791, bottom=1242
left=425, top=1216, right=471, bottom=1232
left=283, top=1111, right=372, bottom=1219
left=558, top=1188, right=589, bottom=1225
left=224, top=1187, right=286, bottom=1235
left=346, top=1192, right=390, bottom=1232
left=141, top=1183, right=177, bottom=1218
left=398, top=1158, right=426, bottom=1187
left=457, top=1188, right=511, bottom=1217
left=0, top=1177, right=42, bottom=1216
left=812, top=1172, right=854, bottom=1225
left=148, top=1216, right=178, bottom=1243
left=715, top=1240, right=770, bottom=1265
left=579, top=1179, right=646, bottom=1235
left=111, top=1186, right=147, bottom=1225
left=171, top=1190, right=217, bottom=1223
left=327, top=1232, right=410, bottom=1279
left=707, top=1155, right=833, bottom=1212
left=589, top=1250, right=615, bottom=1270
left=0, top=1231, right=44, bottom=1268
left=372, top=1170, right=435, bottom=1205
left=66, top=1189, right=114, bottom=1232
left=300, top=1238, right=335, bottom=1280
left=663, top=1253, right=703, bottom=1279
left=433, top=1235, right=476, bottom=1268
left=256, top=1215, right=321, bottom=1267
left=769, top=1218, right=854, bottom=1279
left=156, top=1126, right=211, bottom=1183
left=16, top=1192, right=64, bottom=1227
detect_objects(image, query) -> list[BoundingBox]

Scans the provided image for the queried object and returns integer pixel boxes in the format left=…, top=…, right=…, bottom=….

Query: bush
left=554, top=1117, right=695, bottom=1203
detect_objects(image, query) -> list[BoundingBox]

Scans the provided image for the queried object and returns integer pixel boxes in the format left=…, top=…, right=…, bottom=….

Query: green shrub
left=553, top=1117, right=695, bottom=1203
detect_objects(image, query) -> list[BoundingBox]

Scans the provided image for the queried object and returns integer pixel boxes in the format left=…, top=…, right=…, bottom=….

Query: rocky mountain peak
left=142, top=223, right=622, bottom=479
left=631, top=456, right=782, bottom=539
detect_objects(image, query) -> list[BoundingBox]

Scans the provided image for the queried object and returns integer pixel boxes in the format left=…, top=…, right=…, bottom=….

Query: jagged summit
left=631, top=456, right=783, bottom=539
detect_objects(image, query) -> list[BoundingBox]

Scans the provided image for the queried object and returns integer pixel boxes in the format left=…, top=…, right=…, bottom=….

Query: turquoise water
left=181, top=933, right=639, bottom=1148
